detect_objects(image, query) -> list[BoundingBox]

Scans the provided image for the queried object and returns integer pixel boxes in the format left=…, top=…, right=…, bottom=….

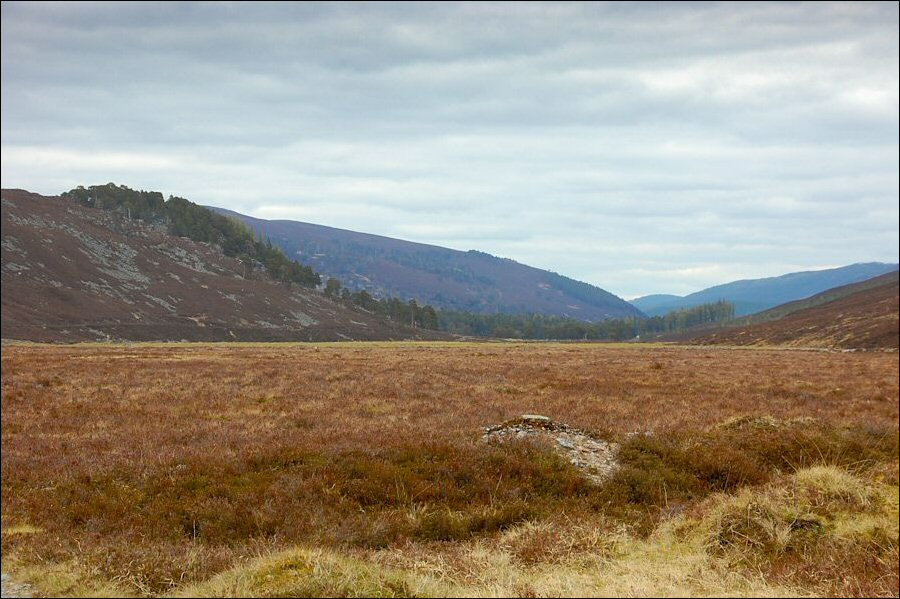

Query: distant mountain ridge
left=211, top=207, right=643, bottom=321
left=737, top=270, right=900, bottom=327
left=626, top=294, right=682, bottom=313
left=632, top=263, right=899, bottom=317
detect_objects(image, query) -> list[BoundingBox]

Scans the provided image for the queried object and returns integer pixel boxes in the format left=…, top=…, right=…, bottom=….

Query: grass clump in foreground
left=597, top=417, right=897, bottom=533
left=695, top=464, right=899, bottom=597
left=169, top=464, right=898, bottom=598
left=3, top=417, right=897, bottom=597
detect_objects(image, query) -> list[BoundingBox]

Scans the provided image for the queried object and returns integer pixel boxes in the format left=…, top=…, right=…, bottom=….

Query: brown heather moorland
left=694, top=273, right=899, bottom=350
left=1, top=342, right=898, bottom=597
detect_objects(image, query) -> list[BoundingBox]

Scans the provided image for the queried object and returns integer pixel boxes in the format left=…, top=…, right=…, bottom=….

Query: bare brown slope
left=693, top=274, right=899, bottom=350
left=1, top=190, right=444, bottom=342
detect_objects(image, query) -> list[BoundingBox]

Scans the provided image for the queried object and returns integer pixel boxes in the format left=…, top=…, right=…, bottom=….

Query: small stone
left=521, top=414, right=551, bottom=424
left=557, top=438, right=575, bottom=450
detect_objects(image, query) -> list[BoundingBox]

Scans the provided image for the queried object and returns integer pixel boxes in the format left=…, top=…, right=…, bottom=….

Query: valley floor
left=1, top=342, right=897, bottom=597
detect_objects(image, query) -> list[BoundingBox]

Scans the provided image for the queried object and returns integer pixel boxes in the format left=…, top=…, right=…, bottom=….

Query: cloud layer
left=3, top=1, right=897, bottom=297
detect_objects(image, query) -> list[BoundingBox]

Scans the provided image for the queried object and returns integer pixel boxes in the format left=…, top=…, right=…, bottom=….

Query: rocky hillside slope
left=1, top=190, right=442, bottom=342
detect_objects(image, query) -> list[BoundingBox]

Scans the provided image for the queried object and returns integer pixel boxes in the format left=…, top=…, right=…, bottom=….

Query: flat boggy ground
left=2, top=342, right=898, bottom=597
left=3, top=342, right=896, bottom=459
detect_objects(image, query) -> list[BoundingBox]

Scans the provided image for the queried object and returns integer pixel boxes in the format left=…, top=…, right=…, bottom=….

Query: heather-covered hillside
left=1, top=189, right=443, bottom=342
left=214, top=208, right=643, bottom=321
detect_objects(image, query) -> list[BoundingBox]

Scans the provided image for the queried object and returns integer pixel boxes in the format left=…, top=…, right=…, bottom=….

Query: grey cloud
left=2, top=1, right=897, bottom=298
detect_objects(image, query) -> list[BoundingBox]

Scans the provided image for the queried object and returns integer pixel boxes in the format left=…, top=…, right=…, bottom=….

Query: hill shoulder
left=1, top=189, right=446, bottom=342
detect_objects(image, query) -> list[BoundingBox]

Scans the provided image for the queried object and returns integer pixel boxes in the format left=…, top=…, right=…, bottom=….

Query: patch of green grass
left=1, top=523, right=43, bottom=536
left=171, top=547, right=437, bottom=598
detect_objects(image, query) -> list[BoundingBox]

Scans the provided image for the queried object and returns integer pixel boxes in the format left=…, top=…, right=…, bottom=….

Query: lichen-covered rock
left=482, top=414, right=619, bottom=484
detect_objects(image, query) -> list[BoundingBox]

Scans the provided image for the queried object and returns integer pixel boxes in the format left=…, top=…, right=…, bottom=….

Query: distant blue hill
left=627, top=294, right=682, bottom=313
left=631, top=263, right=899, bottom=317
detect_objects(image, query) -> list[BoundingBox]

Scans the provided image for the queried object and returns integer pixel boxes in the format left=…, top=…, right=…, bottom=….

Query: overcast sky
left=2, top=1, right=897, bottom=298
